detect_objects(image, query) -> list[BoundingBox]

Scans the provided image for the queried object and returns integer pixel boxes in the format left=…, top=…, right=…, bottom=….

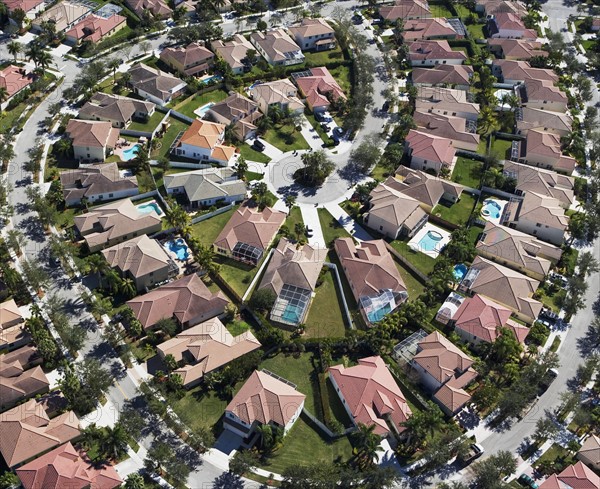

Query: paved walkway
left=323, top=202, right=373, bottom=242
left=299, top=204, right=326, bottom=248
left=300, top=115, right=326, bottom=151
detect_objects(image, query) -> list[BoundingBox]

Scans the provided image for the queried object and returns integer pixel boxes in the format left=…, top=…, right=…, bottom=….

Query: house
left=415, top=87, right=480, bottom=121
left=126, top=0, right=172, bottom=19
left=503, top=161, right=575, bottom=208
left=74, top=198, right=163, bottom=252
left=0, top=299, right=29, bottom=351
left=157, top=317, right=261, bottom=388
left=328, top=356, right=412, bottom=436
left=223, top=370, right=305, bottom=445
left=379, top=0, right=431, bottom=22
left=127, top=273, right=229, bottom=330
left=517, top=78, right=568, bottom=112
left=173, top=119, right=236, bottom=166
left=408, top=40, right=467, bottom=66
left=507, top=192, right=569, bottom=245
left=16, top=442, right=122, bottom=489
left=60, top=162, right=138, bottom=207
left=364, top=178, right=428, bottom=239
left=0, top=65, right=33, bottom=101
left=492, top=60, right=558, bottom=85
left=249, top=79, right=305, bottom=115
left=257, top=238, right=326, bottom=327
left=206, top=92, right=262, bottom=141
left=102, top=235, right=178, bottom=292
left=577, top=435, right=600, bottom=470
left=288, top=18, right=336, bottom=51
left=211, top=35, right=255, bottom=75
left=78, top=93, right=156, bottom=129
left=213, top=203, right=286, bottom=266
left=128, top=64, right=187, bottom=106
left=65, top=120, right=119, bottom=163
left=0, top=398, right=80, bottom=468
left=411, top=331, right=477, bottom=415
left=250, top=29, right=305, bottom=66
left=516, top=107, right=573, bottom=138
left=411, top=64, right=473, bottom=89
left=394, top=166, right=465, bottom=210
left=414, top=110, right=479, bottom=152
left=488, top=38, right=547, bottom=60
left=0, top=345, right=49, bottom=409
left=459, top=255, right=543, bottom=323
left=0, top=299, right=22, bottom=330
left=4, top=0, right=44, bottom=14
left=159, top=42, right=215, bottom=77
left=31, top=1, right=91, bottom=33
left=488, top=12, right=538, bottom=39
left=475, top=0, right=527, bottom=16
left=294, top=67, right=347, bottom=112
left=514, top=128, right=577, bottom=175
left=334, top=238, right=408, bottom=325
left=402, top=18, right=463, bottom=41
left=65, top=13, right=127, bottom=45
left=476, top=221, right=562, bottom=280
left=539, top=462, right=600, bottom=489
left=405, top=129, right=457, bottom=174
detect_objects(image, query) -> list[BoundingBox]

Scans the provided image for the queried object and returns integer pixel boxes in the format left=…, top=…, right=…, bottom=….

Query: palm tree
left=6, top=229, right=27, bottom=256
left=36, top=49, right=52, bottom=75
left=0, top=86, right=8, bottom=107
left=7, top=41, right=21, bottom=62
left=124, top=473, right=145, bottom=489
left=120, top=277, right=137, bottom=298
left=107, top=58, right=121, bottom=84
left=101, top=424, right=129, bottom=461
left=233, top=155, right=248, bottom=180
left=352, top=423, right=382, bottom=469
left=164, top=200, right=191, bottom=235
left=25, top=43, right=42, bottom=67
left=55, top=138, right=73, bottom=158
left=86, top=254, right=109, bottom=287
left=104, top=268, right=122, bottom=294
left=283, top=194, right=296, bottom=213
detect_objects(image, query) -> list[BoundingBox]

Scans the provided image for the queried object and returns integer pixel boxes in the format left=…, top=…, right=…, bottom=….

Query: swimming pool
left=137, top=201, right=163, bottom=216
left=366, top=303, right=392, bottom=323
left=417, top=230, right=444, bottom=252
left=202, top=75, right=222, bottom=84
left=195, top=102, right=215, bottom=118
left=481, top=199, right=502, bottom=219
left=281, top=304, right=303, bottom=324
left=166, top=238, right=190, bottom=261
left=122, top=144, right=141, bottom=161
left=453, top=264, right=468, bottom=281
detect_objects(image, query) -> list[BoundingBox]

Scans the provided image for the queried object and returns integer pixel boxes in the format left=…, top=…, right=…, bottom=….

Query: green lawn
left=467, top=224, right=484, bottom=245
left=189, top=206, right=239, bottom=246
left=239, top=142, right=271, bottom=163
left=304, top=46, right=345, bottom=66
left=490, top=137, right=514, bottom=160
left=582, top=40, right=597, bottom=52
left=432, top=193, right=478, bottom=226
left=172, top=89, right=229, bottom=118
left=394, top=260, right=425, bottom=299
left=454, top=4, right=474, bottom=18
left=152, top=118, right=190, bottom=159
left=285, top=206, right=304, bottom=234
left=263, top=124, right=309, bottom=152
left=388, top=240, right=437, bottom=276
left=429, top=3, right=454, bottom=17
left=306, top=266, right=347, bottom=338
left=318, top=208, right=352, bottom=247
left=225, top=319, right=251, bottom=336
left=128, top=110, right=166, bottom=132
left=170, top=388, right=228, bottom=434
left=466, top=23, right=485, bottom=39
left=217, top=256, right=260, bottom=297
left=136, top=166, right=157, bottom=193
left=245, top=171, right=263, bottom=181
left=327, top=64, right=352, bottom=95
left=451, top=157, right=484, bottom=189
left=533, top=443, right=576, bottom=475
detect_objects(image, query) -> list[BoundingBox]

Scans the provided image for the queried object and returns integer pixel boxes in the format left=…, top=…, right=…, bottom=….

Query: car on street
left=252, top=139, right=265, bottom=151
left=518, top=474, right=539, bottom=488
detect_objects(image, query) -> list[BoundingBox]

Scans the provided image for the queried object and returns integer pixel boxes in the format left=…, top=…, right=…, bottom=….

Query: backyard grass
left=239, top=142, right=271, bottom=163
left=490, top=137, right=514, bottom=160
left=394, top=260, right=426, bottom=299
left=128, top=110, right=166, bottom=132
left=171, top=89, right=229, bottom=118
left=467, top=223, right=484, bottom=245
left=170, top=388, right=228, bottom=434
left=263, top=124, right=309, bottom=152
left=189, top=206, right=239, bottom=246
left=55, top=207, right=78, bottom=229
left=152, top=118, right=190, bottom=159
left=136, top=166, right=157, bottom=193
left=327, top=64, right=352, bottom=95
left=429, top=2, right=454, bottom=17
left=318, top=208, right=352, bottom=246
left=304, top=46, right=345, bottom=65
left=388, top=240, right=437, bottom=276
left=284, top=206, right=304, bottom=234
left=451, top=157, right=483, bottom=189
left=225, top=319, right=251, bottom=336
left=454, top=4, right=474, bottom=17
left=306, top=266, right=347, bottom=338
left=466, top=23, right=485, bottom=39
left=431, top=193, right=478, bottom=226
left=217, top=257, right=260, bottom=297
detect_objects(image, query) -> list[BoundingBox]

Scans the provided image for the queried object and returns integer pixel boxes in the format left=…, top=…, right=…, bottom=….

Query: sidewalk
left=323, top=202, right=373, bottom=242
left=299, top=204, right=326, bottom=248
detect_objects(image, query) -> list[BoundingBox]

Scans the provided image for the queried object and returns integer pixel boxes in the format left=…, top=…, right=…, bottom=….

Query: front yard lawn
left=432, top=193, right=478, bottom=226
left=533, top=443, right=576, bottom=475
left=305, top=266, right=347, bottom=338
left=170, top=387, right=228, bottom=435
left=388, top=240, right=436, bottom=276
left=490, top=137, right=514, bottom=160
left=284, top=206, right=304, bottom=234
left=327, top=64, right=352, bottom=94
left=171, top=89, right=229, bottom=118
left=451, top=157, right=483, bottom=189
left=239, top=142, right=271, bottom=164
left=189, top=206, right=239, bottom=246
left=318, top=208, right=352, bottom=246
left=262, top=124, right=309, bottom=152
left=151, top=118, right=190, bottom=159
left=128, top=110, right=166, bottom=132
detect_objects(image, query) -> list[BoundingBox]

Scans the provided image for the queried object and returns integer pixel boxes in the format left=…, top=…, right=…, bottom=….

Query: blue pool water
left=137, top=201, right=163, bottom=216
left=122, top=144, right=141, bottom=161
left=202, top=75, right=223, bottom=84
left=454, top=264, right=468, bottom=281
left=482, top=199, right=502, bottom=219
left=197, top=102, right=214, bottom=117
left=417, top=230, right=444, bottom=252
left=366, top=303, right=392, bottom=323
left=282, top=304, right=303, bottom=324
left=166, top=238, right=190, bottom=261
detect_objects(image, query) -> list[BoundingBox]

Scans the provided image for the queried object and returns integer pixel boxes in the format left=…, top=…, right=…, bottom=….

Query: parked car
left=315, top=111, right=324, bottom=122
left=381, top=100, right=390, bottom=112
left=320, top=123, right=330, bottom=133
left=518, top=474, right=539, bottom=489
left=332, top=127, right=344, bottom=140
left=252, top=139, right=265, bottom=151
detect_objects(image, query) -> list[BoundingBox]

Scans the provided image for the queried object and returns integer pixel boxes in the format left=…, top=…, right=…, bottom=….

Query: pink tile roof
left=524, top=129, right=577, bottom=174
left=328, top=356, right=412, bottom=435
left=295, top=67, right=347, bottom=109
left=539, top=461, right=600, bottom=489
left=412, top=64, right=473, bottom=86
left=408, top=40, right=467, bottom=62
left=414, top=331, right=475, bottom=385
left=379, top=0, right=431, bottom=20
left=65, top=13, right=126, bottom=43
left=406, top=129, right=456, bottom=165
left=493, top=12, right=538, bottom=39
left=4, top=0, right=44, bottom=12
left=0, top=65, right=34, bottom=98
left=488, top=38, right=547, bottom=60
left=403, top=18, right=460, bottom=41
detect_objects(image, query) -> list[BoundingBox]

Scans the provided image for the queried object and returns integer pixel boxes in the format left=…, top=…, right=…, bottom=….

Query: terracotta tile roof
left=160, top=42, right=214, bottom=75
left=414, top=110, right=480, bottom=150
left=493, top=59, right=557, bottom=83
left=521, top=79, right=568, bottom=107
left=102, top=235, right=173, bottom=281
left=0, top=65, right=34, bottom=97
left=433, top=381, right=472, bottom=413
left=0, top=345, right=40, bottom=373
left=477, top=0, right=527, bottom=15
left=250, top=29, right=303, bottom=63
left=406, top=129, right=456, bottom=166
left=488, top=38, right=547, bottom=59
left=412, top=64, right=473, bottom=86
left=0, top=325, right=30, bottom=349
left=226, top=370, right=306, bottom=426
left=79, top=93, right=155, bottom=125
left=126, top=0, right=171, bottom=18
left=16, top=442, right=121, bottom=489
left=403, top=18, right=460, bottom=41
left=0, top=298, right=22, bottom=328
left=66, top=120, right=120, bottom=149
left=491, top=12, right=538, bottom=39
left=578, top=435, right=600, bottom=469
left=211, top=35, right=254, bottom=72
left=288, top=18, right=335, bottom=39
left=328, top=356, right=412, bottom=435
left=414, top=331, right=474, bottom=385
left=394, top=166, right=464, bottom=207
left=379, top=0, right=431, bottom=21
left=60, top=162, right=138, bottom=204
left=539, top=474, right=562, bottom=489
left=295, top=67, right=347, bottom=109
left=517, top=191, right=569, bottom=231
left=547, top=461, right=600, bottom=489
left=178, top=119, right=236, bottom=163
left=408, top=40, right=467, bottom=62
left=4, top=0, right=44, bottom=13
left=503, top=161, right=575, bottom=207
left=65, top=13, right=126, bottom=43
left=0, top=366, right=49, bottom=408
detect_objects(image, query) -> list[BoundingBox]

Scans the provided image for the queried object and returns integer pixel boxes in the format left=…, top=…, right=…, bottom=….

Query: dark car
left=382, top=101, right=390, bottom=112
left=320, top=123, right=329, bottom=133
left=314, top=111, right=324, bottom=122
left=332, top=127, right=344, bottom=140
left=252, top=139, right=265, bottom=151
left=518, top=474, right=539, bottom=489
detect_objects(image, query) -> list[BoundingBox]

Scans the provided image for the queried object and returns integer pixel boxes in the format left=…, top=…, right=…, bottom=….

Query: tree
left=233, top=155, right=248, bottom=180
left=123, top=473, right=145, bottom=489
left=155, top=317, right=178, bottom=337
left=10, top=7, right=26, bottom=29
left=294, top=222, right=306, bottom=240
left=257, top=19, right=267, bottom=31
left=489, top=327, right=522, bottom=365
left=164, top=353, right=178, bottom=372
left=120, top=277, right=136, bottom=298
left=533, top=414, right=559, bottom=444
left=0, top=472, right=20, bottom=489
left=6, top=229, right=27, bottom=256
left=295, top=150, right=335, bottom=187
left=21, top=258, right=50, bottom=292
left=283, top=194, right=296, bottom=213
left=119, top=405, right=145, bottom=440
left=348, top=135, right=382, bottom=173
left=251, top=181, right=270, bottom=209
left=7, top=41, right=21, bottom=62
left=140, top=41, right=151, bottom=54
left=144, top=440, right=174, bottom=475
left=59, top=358, right=113, bottom=414
left=100, top=424, right=129, bottom=461
left=229, top=449, right=258, bottom=476
left=250, top=288, right=276, bottom=311
left=472, top=451, right=517, bottom=489
left=352, top=423, right=382, bottom=469
left=107, top=58, right=121, bottom=83
left=164, top=200, right=191, bottom=234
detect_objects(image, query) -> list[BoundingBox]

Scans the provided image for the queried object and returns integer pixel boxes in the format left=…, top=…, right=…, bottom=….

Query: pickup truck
left=459, top=443, right=484, bottom=465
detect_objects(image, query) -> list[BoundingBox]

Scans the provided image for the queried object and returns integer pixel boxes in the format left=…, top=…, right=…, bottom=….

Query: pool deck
left=114, top=141, right=139, bottom=161
left=162, top=238, right=194, bottom=275
left=481, top=198, right=508, bottom=225
left=407, top=223, right=451, bottom=258
left=193, top=102, right=215, bottom=119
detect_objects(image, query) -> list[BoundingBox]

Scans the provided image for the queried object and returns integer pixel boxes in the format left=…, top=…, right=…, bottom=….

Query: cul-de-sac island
left=0, top=0, right=599, bottom=487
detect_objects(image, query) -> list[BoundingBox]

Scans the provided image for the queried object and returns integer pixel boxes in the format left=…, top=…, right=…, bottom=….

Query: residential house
left=517, top=78, right=568, bottom=112
left=379, top=0, right=431, bottom=22
left=65, top=13, right=127, bottom=45
left=577, top=435, right=600, bottom=470
left=405, top=129, right=457, bottom=174
left=173, top=119, right=236, bottom=165
left=213, top=203, right=286, bottom=266
left=0, top=66, right=33, bottom=102
left=250, top=29, right=305, bottom=66
left=408, top=40, right=467, bottom=66
left=593, top=18, right=600, bottom=31
left=415, top=87, right=480, bottom=121
left=128, top=63, right=187, bottom=106
left=363, top=177, right=429, bottom=239
left=206, top=92, right=262, bottom=141
left=411, top=331, right=478, bottom=415
left=16, top=442, right=122, bottom=489
left=157, top=317, right=261, bottom=388
left=0, top=398, right=80, bottom=468
left=476, top=221, right=562, bottom=280
left=78, top=93, right=156, bottom=129
left=60, top=162, right=138, bottom=207
left=488, top=12, right=538, bottom=39
left=159, top=42, right=215, bottom=77
left=539, top=462, right=600, bottom=489
left=223, top=370, right=305, bottom=445
left=4, top=0, right=44, bottom=15
left=102, top=235, right=178, bottom=292
left=127, top=273, right=229, bottom=330
left=459, top=255, right=543, bottom=323
left=164, top=167, right=246, bottom=208
left=414, top=110, right=479, bottom=152
left=126, top=0, right=172, bottom=19
left=328, top=356, right=412, bottom=436
left=475, top=0, right=527, bottom=16
left=65, top=120, right=119, bottom=163
left=294, top=66, right=347, bottom=112
left=514, top=128, right=577, bottom=175
left=211, top=35, right=254, bottom=75
left=402, top=18, right=463, bottom=42
left=74, top=198, right=162, bottom=252
left=288, top=18, right=336, bottom=51
left=393, top=166, right=464, bottom=210
left=249, top=79, right=305, bottom=114
left=488, top=38, right=547, bottom=60
left=257, top=238, right=327, bottom=327
left=411, top=64, right=474, bottom=89
left=0, top=345, right=49, bottom=410
left=503, top=161, right=575, bottom=208
left=516, top=107, right=573, bottom=138
left=334, top=238, right=408, bottom=325
left=0, top=299, right=29, bottom=351
left=31, top=1, right=91, bottom=33
left=492, top=59, right=558, bottom=85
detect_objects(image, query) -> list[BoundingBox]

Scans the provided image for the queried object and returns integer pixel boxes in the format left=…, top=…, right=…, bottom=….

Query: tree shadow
left=576, top=326, right=599, bottom=357
left=211, top=472, right=244, bottom=489
left=18, top=216, right=46, bottom=242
